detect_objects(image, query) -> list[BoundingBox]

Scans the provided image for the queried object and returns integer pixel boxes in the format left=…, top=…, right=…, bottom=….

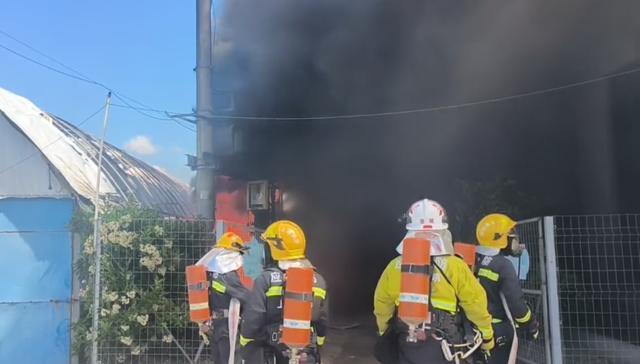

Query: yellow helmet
left=476, top=213, right=517, bottom=249
left=214, top=232, right=245, bottom=252
left=261, top=220, right=306, bottom=261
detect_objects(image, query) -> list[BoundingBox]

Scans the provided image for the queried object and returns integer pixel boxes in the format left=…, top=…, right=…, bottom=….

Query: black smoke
left=214, top=1, right=640, bottom=315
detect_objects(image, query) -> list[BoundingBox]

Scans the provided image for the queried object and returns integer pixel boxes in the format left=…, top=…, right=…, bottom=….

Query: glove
left=481, top=336, right=495, bottom=356
left=316, top=336, right=326, bottom=347
left=198, top=322, right=211, bottom=345
left=525, top=320, right=539, bottom=340
left=378, top=323, right=389, bottom=337
left=239, top=335, right=254, bottom=347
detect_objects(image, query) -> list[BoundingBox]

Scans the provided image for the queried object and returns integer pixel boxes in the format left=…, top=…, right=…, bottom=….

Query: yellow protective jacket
left=373, top=255, right=494, bottom=341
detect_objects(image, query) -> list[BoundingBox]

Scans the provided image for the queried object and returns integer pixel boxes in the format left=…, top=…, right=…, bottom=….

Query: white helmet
left=405, top=198, right=448, bottom=231
left=397, top=199, right=453, bottom=256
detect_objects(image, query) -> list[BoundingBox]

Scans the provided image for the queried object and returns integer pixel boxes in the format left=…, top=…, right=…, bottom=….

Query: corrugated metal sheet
left=0, top=88, right=195, bottom=217
left=0, top=198, right=74, bottom=364
left=0, top=113, right=71, bottom=198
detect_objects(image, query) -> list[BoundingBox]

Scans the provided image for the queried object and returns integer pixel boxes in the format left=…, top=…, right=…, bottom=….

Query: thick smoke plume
left=215, top=1, right=640, bottom=314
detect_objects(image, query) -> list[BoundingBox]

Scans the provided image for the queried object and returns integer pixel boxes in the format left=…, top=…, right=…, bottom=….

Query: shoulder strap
left=431, top=257, right=460, bottom=309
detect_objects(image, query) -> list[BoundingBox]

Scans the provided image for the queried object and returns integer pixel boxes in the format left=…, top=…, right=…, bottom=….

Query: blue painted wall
left=243, top=238, right=265, bottom=279
left=0, top=198, right=74, bottom=364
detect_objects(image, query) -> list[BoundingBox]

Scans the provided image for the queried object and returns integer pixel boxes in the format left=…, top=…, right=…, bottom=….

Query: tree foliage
left=451, top=177, right=537, bottom=242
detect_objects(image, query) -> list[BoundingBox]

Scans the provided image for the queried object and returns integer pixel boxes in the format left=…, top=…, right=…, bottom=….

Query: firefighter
left=240, top=220, right=329, bottom=364
left=198, top=232, right=252, bottom=364
left=374, top=198, right=495, bottom=363
left=475, top=214, right=539, bottom=363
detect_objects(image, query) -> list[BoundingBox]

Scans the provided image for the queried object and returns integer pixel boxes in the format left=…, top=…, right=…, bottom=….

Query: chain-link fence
left=75, top=209, right=640, bottom=364
left=553, top=215, right=640, bottom=364
left=515, top=218, right=551, bottom=364
left=100, top=218, right=214, bottom=364
left=75, top=211, right=219, bottom=364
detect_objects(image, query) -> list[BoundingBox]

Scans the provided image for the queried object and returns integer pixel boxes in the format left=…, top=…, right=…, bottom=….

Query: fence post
left=91, top=92, right=112, bottom=364
left=543, top=216, right=563, bottom=364
left=536, top=218, right=552, bottom=364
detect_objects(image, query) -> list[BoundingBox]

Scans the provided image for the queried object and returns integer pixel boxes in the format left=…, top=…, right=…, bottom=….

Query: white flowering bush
left=72, top=204, right=213, bottom=361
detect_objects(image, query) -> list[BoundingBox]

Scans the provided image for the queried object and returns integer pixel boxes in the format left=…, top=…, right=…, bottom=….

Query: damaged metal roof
left=0, top=87, right=195, bottom=217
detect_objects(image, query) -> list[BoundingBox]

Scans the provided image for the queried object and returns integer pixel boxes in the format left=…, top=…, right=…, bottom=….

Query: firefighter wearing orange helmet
left=240, top=220, right=329, bottom=364
left=374, top=199, right=495, bottom=363
left=196, top=232, right=252, bottom=364
left=475, top=214, right=539, bottom=363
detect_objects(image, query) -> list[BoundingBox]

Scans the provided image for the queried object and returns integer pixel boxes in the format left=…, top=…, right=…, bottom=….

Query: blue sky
left=0, top=1, right=222, bottom=183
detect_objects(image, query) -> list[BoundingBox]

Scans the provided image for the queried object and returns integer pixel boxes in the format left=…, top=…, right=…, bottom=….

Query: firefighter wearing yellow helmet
left=195, top=232, right=252, bottom=364
left=475, top=214, right=539, bottom=363
left=374, top=199, right=495, bottom=363
left=240, top=220, right=329, bottom=363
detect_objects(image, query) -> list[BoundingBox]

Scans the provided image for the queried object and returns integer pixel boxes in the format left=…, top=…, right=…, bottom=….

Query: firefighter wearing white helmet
left=374, top=199, right=494, bottom=363
left=396, top=199, right=454, bottom=256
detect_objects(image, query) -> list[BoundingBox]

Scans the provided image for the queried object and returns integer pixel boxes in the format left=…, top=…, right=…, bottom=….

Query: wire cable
left=0, top=29, right=92, bottom=80
left=110, top=97, right=195, bottom=132
left=0, top=32, right=194, bottom=130
left=204, top=65, right=640, bottom=121
left=118, top=65, right=640, bottom=121
left=0, top=43, right=105, bottom=88
left=2, top=28, right=640, bottom=121
left=0, top=104, right=106, bottom=176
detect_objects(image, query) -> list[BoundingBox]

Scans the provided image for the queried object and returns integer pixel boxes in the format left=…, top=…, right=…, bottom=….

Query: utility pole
left=90, top=91, right=112, bottom=364
left=195, top=0, right=216, bottom=218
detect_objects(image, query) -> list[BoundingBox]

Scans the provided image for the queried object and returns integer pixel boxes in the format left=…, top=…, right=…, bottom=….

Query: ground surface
left=321, top=315, right=378, bottom=364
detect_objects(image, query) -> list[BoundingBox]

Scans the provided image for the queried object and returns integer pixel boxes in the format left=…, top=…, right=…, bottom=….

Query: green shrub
left=72, top=203, right=212, bottom=362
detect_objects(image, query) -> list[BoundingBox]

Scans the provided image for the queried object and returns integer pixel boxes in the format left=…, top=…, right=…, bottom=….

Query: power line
left=111, top=93, right=196, bottom=132
left=0, top=43, right=105, bottom=88
left=2, top=28, right=640, bottom=121
left=110, top=102, right=195, bottom=132
left=0, top=104, right=106, bottom=176
left=118, top=65, right=640, bottom=121
left=111, top=103, right=178, bottom=114
left=111, top=101, right=185, bottom=118
left=202, top=65, right=640, bottom=121
left=0, top=31, right=193, bottom=130
left=0, top=29, right=91, bottom=80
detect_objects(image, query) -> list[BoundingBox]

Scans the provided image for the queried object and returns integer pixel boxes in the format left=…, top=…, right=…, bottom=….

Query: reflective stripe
left=431, top=298, right=457, bottom=313
left=478, top=268, right=500, bottom=282
left=401, top=264, right=430, bottom=275
left=515, top=309, right=532, bottom=323
left=239, top=335, right=254, bottom=347
left=212, top=309, right=229, bottom=319
left=492, top=318, right=502, bottom=323
left=285, top=291, right=313, bottom=302
left=266, top=286, right=283, bottom=297
left=283, top=319, right=311, bottom=330
left=211, top=281, right=226, bottom=293
left=189, top=302, right=208, bottom=311
left=399, top=293, right=429, bottom=305
left=313, top=287, right=327, bottom=300
left=316, top=336, right=326, bottom=346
